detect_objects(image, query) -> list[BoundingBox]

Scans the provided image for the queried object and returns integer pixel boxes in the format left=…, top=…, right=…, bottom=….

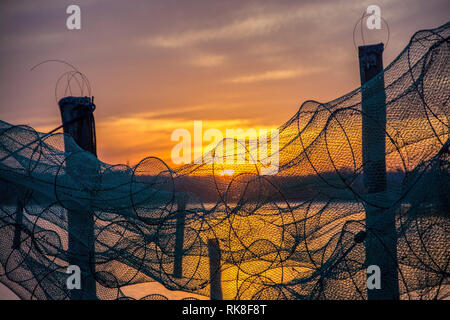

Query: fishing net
left=0, top=23, right=448, bottom=300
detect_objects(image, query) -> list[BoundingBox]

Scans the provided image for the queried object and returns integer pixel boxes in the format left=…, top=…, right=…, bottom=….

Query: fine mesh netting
left=0, top=23, right=448, bottom=300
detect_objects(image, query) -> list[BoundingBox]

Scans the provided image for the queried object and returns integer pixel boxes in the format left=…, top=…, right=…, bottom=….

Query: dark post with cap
left=359, top=43, right=399, bottom=300
left=59, top=96, right=97, bottom=300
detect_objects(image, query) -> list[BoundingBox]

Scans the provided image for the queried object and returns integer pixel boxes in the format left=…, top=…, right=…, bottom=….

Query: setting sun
left=219, top=169, right=235, bottom=176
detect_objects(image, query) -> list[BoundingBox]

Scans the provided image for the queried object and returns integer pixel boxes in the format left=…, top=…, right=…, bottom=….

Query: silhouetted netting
left=0, top=23, right=448, bottom=300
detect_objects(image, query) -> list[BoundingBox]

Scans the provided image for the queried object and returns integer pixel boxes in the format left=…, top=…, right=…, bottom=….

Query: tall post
left=12, top=194, right=24, bottom=249
left=207, top=238, right=223, bottom=300
left=12, top=186, right=32, bottom=249
left=173, top=194, right=186, bottom=278
left=359, top=43, right=399, bottom=300
left=59, top=96, right=97, bottom=300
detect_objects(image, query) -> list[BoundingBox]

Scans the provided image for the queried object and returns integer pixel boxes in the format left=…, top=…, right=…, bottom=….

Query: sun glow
left=219, top=169, right=235, bottom=176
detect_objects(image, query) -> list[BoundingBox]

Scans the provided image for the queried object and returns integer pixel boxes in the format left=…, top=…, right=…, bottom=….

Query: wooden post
left=173, top=194, right=186, bottom=278
left=59, top=96, right=97, bottom=300
left=12, top=188, right=32, bottom=249
left=207, top=238, right=223, bottom=300
left=359, top=43, right=399, bottom=300
left=12, top=195, right=24, bottom=249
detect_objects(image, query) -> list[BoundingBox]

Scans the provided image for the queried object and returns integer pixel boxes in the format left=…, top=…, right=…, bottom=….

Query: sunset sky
left=0, top=0, right=448, bottom=167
